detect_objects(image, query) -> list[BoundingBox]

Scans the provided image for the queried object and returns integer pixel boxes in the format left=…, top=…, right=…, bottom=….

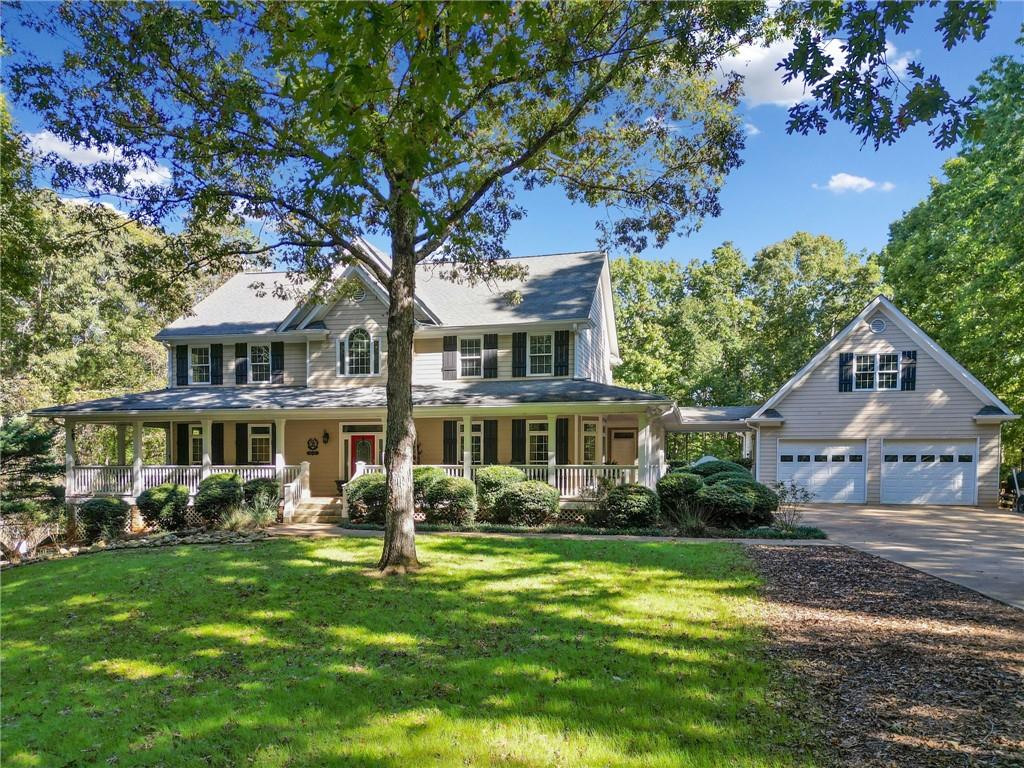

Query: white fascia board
left=599, top=256, right=621, bottom=360
left=155, top=330, right=329, bottom=344
left=975, top=413, right=1020, bottom=424
left=744, top=417, right=784, bottom=428
left=414, top=319, right=592, bottom=337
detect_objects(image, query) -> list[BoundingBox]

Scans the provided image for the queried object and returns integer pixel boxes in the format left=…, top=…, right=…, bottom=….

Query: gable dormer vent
left=869, top=317, right=886, bottom=334
left=351, top=288, right=366, bottom=303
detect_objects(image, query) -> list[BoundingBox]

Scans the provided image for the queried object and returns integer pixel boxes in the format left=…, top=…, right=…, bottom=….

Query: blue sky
left=7, top=2, right=1023, bottom=265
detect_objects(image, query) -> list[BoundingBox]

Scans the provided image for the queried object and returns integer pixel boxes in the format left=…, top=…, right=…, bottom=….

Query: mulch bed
left=748, top=545, right=1024, bottom=767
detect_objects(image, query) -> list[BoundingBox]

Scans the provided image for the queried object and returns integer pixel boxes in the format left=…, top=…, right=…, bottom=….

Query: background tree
left=0, top=419, right=63, bottom=516
left=881, top=54, right=1023, bottom=468
left=9, top=1, right=995, bottom=571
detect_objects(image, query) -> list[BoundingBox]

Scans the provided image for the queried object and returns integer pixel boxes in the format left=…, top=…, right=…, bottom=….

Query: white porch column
left=741, top=431, right=753, bottom=458
left=200, top=418, right=212, bottom=479
left=116, top=424, right=127, bottom=466
left=274, top=418, right=287, bottom=483
left=547, top=414, right=557, bottom=486
left=132, top=421, right=144, bottom=497
left=637, top=413, right=652, bottom=488
left=462, top=414, right=472, bottom=479
left=64, top=420, right=76, bottom=497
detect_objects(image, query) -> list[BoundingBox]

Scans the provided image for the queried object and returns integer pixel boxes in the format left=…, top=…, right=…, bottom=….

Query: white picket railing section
left=69, top=464, right=304, bottom=499
left=139, top=465, right=203, bottom=494
left=70, top=465, right=134, bottom=496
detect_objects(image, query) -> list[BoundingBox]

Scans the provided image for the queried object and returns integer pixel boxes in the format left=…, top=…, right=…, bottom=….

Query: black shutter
left=556, top=418, right=569, bottom=464
left=211, top=422, right=224, bottom=465
left=483, top=334, right=498, bottom=379
left=442, top=336, right=458, bottom=380
left=270, top=422, right=277, bottom=465
left=512, top=333, right=527, bottom=377
left=901, top=350, right=917, bottom=391
left=176, top=345, right=188, bottom=386
left=373, top=339, right=381, bottom=375
left=235, top=342, right=248, bottom=384
left=271, top=342, right=284, bottom=384
left=338, top=338, right=346, bottom=376
left=839, top=353, right=854, bottom=392
left=210, top=344, right=223, bottom=385
left=483, top=419, right=498, bottom=464
left=235, top=423, right=248, bottom=465
left=554, top=331, right=570, bottom=377
left=175, top=423, right=189, bottom=465
left=511, top=419, right=526, bottom=464
left=443, top=420, right=459, bottom=464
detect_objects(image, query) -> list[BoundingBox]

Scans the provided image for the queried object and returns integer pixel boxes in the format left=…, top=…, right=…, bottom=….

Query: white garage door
left=881, top=440, right=977, bottom=505
left=777, top=440, right=866, bottom=503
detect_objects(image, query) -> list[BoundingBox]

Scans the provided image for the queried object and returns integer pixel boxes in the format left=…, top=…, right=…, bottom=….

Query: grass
left=343, top=521, right=828, bottom=539
left=2, top=536, right=815, bottom=767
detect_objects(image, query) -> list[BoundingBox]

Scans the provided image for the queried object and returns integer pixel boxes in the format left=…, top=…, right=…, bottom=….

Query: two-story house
left=38, top=248, right=673, bottom=515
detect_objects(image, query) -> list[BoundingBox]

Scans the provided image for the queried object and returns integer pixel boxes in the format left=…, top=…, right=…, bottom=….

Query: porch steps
left=289, top=497, right=346, bottom=524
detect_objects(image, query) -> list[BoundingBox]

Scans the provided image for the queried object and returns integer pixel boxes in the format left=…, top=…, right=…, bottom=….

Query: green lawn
left=2, top=536, right=813, bottom=767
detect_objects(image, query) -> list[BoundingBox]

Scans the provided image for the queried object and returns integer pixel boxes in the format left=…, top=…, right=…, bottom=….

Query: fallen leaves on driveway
left=748, top=545, right=1024, bottom=767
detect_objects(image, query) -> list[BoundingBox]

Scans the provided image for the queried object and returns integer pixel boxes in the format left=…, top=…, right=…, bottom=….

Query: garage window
left=940, top=455, right=954, bottom=463
left=849, top=454, right=863, bottom=462
left=780, top=454, right=794, bottom=462
left=814, top=454, right=827, bottom=462
left=884, top=454, right=898, bottom=462
left=958, top=454, right=973, bottom=462
left=921, top=454, right=936, bottom=462
left=797, top=454, right=810, bottom=462
left=902, top=454, right=916, bottom=462
left=832, top=455, right=846, bottom=462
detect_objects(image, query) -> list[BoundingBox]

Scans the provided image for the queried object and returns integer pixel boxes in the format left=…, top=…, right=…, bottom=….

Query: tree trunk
left=377, top=202, right=420, bottom=573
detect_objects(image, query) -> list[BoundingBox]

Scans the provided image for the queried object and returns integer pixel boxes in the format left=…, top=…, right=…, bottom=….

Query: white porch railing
left=68, top=464, right=304, bottom=500
left=69, top=465, right=134, bottom=496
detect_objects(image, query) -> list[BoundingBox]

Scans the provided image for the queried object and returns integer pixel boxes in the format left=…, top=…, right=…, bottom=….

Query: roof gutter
left=975, top=413, right=1020, bottom=425
left=154, top=330, right=330, bottom=343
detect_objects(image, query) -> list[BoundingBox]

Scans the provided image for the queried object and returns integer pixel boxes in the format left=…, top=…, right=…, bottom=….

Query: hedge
left=703, top=470, right=754, bottom=486
left=587, top=483, right=660, bottom=529
left=413, top=466, right=447, bottom=508
left=475, top=465, right=527, bottom=517
left=688, top=459, right=750, bottom=478
left=424, top=476, right=477, bottom=525
left=656, top=471, right=703, bottom=524
left=695, top=483, right=761, bottom=528
left=194, top=473, right=243, bottom=527
left=492, top=481, right=559, bottom=526
left=243, top=477, right=280, bottom=507
left=718, top=478, right=777, bottom=525
left=136, top=483, right=190, bottom=530
left=345, top=472, right=387, bottom=523
left=78, top=496, right=131, bottom=542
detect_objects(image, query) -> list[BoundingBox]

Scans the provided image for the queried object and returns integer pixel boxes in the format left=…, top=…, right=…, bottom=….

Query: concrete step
left=290, top=513, right=345, bottom=523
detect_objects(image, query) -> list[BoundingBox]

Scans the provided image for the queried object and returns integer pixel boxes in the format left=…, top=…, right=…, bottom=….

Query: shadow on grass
left=2, top=536, right=815, bottom=767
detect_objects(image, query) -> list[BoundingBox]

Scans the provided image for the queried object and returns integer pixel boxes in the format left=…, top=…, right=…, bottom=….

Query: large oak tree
left=8, top=1, right=993, bottom=571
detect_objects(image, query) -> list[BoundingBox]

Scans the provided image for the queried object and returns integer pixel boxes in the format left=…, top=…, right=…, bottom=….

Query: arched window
left=339, top=328, right=379, bottom=376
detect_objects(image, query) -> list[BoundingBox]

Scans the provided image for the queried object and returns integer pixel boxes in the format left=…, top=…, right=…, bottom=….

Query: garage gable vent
left=868, top=317, right=886, bottom=334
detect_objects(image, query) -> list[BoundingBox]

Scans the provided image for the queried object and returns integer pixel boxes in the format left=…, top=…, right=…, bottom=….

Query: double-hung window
left=854, top=352, right=900, bottom=391
left=459, top=337, right=482, bottom=378
left=190, top=346, right=210, bottom=384
left=189, top=425, right=204, bottom=465
left=249, top=343, right=271, bottom=383
left=854, top=354, right=875, bottom=390
left=249, top=424, right=272, bottom=465
left=528, top=333, right=553, bottom=376
left=527, top=421, right=549, bottom=464
left=582, top=419, right=599, bottom=465
left=877, top=353, right=899, bottom=389
left=458, top=421, right=482, bottom=465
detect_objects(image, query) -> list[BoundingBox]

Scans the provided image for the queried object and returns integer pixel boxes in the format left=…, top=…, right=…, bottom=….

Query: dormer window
left=249, top=343, right=271, bottom=383
left=339, top=328, right=380, bottom=377
left=190, top=346, right=210, bottom=384
left=459, top=337, right=482, bottom=378
left=855, top=353, right=899, bottom=391
left=528, top=333, right=553, bottom=376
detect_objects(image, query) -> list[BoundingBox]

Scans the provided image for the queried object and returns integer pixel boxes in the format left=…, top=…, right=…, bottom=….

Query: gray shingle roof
left=30, top=380, right=669, bottom=416
left=156, top=272, right=307, bottom=339
left=674, top=406, right=759, bottom=422
left=976, top=405, right=1009, bottom=416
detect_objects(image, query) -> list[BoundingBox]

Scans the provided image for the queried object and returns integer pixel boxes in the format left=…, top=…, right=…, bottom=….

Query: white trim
left=457, top=335, right=484, bottom=379
left=526, top=419, right=550, bottom=465
left=338, top=328, right=379, bottom=377
left=248, top=342, right=272, bottom=384
left=852, top=352, right=900, bottom=391
left=776, top=438, right=867, bottom=504
left=879, top=436, right=979, bottom=506
left=414, top=319, right=591, bottom=337
left=526, top=332, right=554, bottom=377
left=753, top=295, right=1015, bottom=418
left=247, top=423, right=273, bottom=466
left=187, top=345, right=212, bottom=386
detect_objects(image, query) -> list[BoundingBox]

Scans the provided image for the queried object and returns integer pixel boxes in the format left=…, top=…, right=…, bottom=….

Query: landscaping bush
left=77, top=496, right=131, bottom=543
left=413, top=466, right=447, bottom=508
left=588, top=483, right=660, bottom=529
left=136, top=483, right=190, bottom=530
left=194, top=473, right=243, bottom=527
left=688, top=459, right=750, bottom=478
left=703, top=470, right=753, bottom=486
left=719, top=478, right=777, bottom=525
left=694, top=483, right=760, bottom=529
left=243, top=477, right=280, bottom=507
left=492, top=481, right=558, bottom=526
left=475, top=465, right=527, bottom=518
left=656, top=471, right=703, bottom=524
left=345, top=472, right=387, bottom=524
left=424, top=476, right=477, bottom=525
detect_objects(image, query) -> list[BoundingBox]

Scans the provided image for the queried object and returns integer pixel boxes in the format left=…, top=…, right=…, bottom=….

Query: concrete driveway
left=800, top=504, right=1024, bottom=609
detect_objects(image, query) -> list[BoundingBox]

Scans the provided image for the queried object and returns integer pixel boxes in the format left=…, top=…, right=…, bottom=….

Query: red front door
left=350, top=435, right=376, bottom=478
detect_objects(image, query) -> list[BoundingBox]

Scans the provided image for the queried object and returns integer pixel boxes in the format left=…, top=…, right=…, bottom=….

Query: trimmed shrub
left=194, top=473, right=243, bottom=527
left=475, top=465, right=527, bottom=517
left=243, top=477, right=280, bottom=507
left=78, top=496, right=131, bottom=542
left=704, top=470, right=754, bottom=486
left=695, top=483, right=759, bottom=529
left=424, top=476, right=477, bottom=525
left=136, top=483, right=190, bottom=530
left=345, top=472, right=387, bottom=523
left=719, top=478, right=777, bottom=525
left=413, top=466, right=447, bottom=508
left=688, top=459, right=750, bottom=478
left=589, top=483, right=660, bottom=529
left=492, top=481, right=559, bottom=526
left=656, top=471, right=703, bottom=524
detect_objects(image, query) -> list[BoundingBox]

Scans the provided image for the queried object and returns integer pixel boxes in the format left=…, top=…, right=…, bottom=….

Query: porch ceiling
left=31, top=380, right=671, bottom=420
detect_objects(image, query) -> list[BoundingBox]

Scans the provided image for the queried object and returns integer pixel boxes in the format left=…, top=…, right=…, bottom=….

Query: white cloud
left=720, top=38, right=914, bottom=108
left=812, top=172, right=895, bottom=194
left=27, top=130, right=171, bottom=188
left=60, top=196, right=128, bottom=217
left=743, top=121, right=761, bottom=137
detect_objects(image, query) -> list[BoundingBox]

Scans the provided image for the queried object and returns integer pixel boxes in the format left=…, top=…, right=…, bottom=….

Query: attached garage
left=880, top=440, right=977, bottom=505
left=776, top=440, right=866, bottom=503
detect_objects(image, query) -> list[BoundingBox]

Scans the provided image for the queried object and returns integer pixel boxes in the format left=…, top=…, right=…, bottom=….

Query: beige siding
left=283, top=419, right=341, bottom=497
left=758, top=305, right=999, bottom=505
left=412, top=332, right=574, bottom=384
left=307, top=291, right=389, bottom=388
left=283, top=342, right=306, bottom=385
